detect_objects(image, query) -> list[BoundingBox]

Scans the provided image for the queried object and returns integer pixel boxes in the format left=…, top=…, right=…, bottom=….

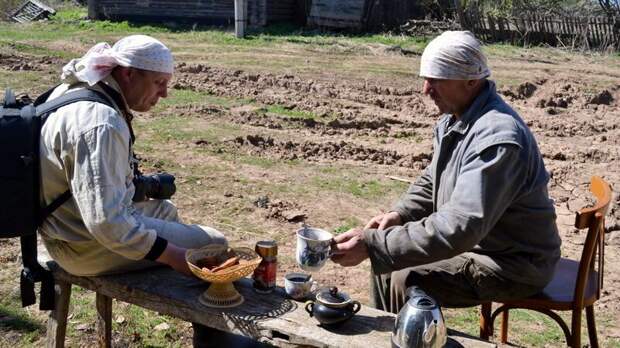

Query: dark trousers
left=370, top=254, right=542, bottom=313
left=192, top=323, right=273, bottom=348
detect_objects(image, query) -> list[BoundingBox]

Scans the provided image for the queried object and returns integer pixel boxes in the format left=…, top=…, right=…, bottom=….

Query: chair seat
left=504, top=258, right=599, bottom=310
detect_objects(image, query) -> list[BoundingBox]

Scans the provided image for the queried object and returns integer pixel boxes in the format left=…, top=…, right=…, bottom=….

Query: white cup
left=296, top=227, right=333, bottom=272
left=284, top=272, right=317, bottom=301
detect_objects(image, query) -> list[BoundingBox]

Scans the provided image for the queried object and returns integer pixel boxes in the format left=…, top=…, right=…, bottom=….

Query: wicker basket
left=186, top=245, right=262, bottom=308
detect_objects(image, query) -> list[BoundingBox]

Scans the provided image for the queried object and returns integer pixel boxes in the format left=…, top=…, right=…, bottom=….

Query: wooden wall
left=307, top=0, right=427, bottom=31
left=365, top=1, right=426, bottom=30
left=267, top=0, right=296, bottom=22
left=307, top=0, right=366, bottom=29
left=90, top=0, right=299, bottom=26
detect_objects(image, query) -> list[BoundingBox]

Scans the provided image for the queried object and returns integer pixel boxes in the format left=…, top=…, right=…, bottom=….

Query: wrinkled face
left=422, top=78, right=479, bottom=117
left=117, top=68, right=172, bottom=112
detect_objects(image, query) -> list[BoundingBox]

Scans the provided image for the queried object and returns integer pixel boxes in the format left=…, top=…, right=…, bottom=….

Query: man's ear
left=466, top=79, right=483, bottom=91
left=111, top=66, right=133, bottom=85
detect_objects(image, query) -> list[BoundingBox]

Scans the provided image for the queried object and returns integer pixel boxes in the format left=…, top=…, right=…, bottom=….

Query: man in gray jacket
left=331, top=31, right=561, bottom=313
left=40, top=35, right=227, bottom=277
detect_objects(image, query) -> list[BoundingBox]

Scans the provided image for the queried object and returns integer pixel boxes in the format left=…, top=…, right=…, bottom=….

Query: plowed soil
left=1, top=45, right=619, bottom=346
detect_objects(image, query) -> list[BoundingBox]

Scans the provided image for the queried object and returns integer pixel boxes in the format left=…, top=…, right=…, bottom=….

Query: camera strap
left=95, top=82, right=143, bottom=178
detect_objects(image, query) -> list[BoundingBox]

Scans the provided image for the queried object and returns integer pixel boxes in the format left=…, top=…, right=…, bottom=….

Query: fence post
left=234, top=0, right=247, bottom=38
left=87, top=0, right=99, bottom=20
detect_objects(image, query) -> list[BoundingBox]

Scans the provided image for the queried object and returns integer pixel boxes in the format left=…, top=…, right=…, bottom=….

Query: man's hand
left=331, top=228, right=369, bottom=267
left=364, top=211, right=403, bottom=230
left=156, top=243, right=192, bottom=276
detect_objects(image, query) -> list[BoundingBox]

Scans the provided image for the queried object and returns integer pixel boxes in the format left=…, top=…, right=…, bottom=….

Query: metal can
left=253, top=240, right=278, bottom=293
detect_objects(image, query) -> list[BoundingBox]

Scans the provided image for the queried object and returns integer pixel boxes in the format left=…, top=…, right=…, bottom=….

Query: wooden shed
left=308, top=0, right=454, bottom=30
left=87, top=0, right=303, bottom=27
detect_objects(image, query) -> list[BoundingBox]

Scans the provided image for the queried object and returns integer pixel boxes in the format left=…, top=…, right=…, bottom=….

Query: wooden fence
left=460, top=13, right=620, bottom=50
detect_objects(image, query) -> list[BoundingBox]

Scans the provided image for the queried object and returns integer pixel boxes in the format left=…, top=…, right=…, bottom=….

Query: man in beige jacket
left=39, top=35, right=227, bottom=277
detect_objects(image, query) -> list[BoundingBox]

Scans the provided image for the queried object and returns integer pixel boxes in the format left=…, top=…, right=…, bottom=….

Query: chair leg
left=500, top=309, right=509, bottom=343
left=46, top=280, right=72, bottom=348
left=96, top=293, right=113, bottom=348
left=570, top=308, right=582, bottom=348
left=479, top=302, right=492, bottom=340
left=585, top=305, right=599, bottom=348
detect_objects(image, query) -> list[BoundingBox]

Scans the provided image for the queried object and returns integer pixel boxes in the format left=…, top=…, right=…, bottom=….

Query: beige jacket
left=38, top=76, right=158, bottom=261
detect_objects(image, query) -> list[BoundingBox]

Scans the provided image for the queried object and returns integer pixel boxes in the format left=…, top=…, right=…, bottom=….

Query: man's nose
left=160, top=87, right=168, bottom=98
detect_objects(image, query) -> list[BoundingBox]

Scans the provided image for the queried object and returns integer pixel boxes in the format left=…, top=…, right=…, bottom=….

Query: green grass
left=0, top=70, right=54, bottom=93
left=134, top=115, right=244, bottom=148
left=332, top=217, right=362, bottom=234
left=311, top=175, right=407, bottom=199
left=0, top=40, right=73, bottom=58
left=444, top=307, right=620, bottom=347
left=236, top=154, right=288, bottom=169
left=154, top=89, right=251, bottom=112
left=0, top=6, right=430, bottom=60
left=263, top=105, right=317, bottom=120
left=0, top=305, right=43, bottom=337
left=2, top=5, right=620, bottom=347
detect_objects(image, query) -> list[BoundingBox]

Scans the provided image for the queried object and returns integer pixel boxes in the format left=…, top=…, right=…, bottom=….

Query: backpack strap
left=36, top=88, right=116, bottom=223
left=20, top=234, right=54, bottom=310
left=32, top=83, right=60, bottom=107
left=37, top=88, right=114, bottom=124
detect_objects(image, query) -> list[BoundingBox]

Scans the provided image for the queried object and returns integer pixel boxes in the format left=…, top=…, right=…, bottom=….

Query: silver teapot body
left=391, top=287, right=447, bottom=348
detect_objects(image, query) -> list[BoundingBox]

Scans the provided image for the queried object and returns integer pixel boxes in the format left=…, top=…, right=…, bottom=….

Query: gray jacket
left=364, top=81, right=561, bottom=287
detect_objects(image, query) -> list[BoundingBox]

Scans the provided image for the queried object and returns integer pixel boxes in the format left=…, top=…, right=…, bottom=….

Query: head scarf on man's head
left=61, top=34, right=174, bottom=86
left=419, top=31, right=490, bottom=80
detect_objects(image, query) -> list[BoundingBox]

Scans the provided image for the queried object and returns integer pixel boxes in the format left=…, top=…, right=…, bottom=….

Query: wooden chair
left=479, top=176, right=612, bottom=347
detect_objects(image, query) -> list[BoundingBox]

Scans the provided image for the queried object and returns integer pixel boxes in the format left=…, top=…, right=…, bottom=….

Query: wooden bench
left=44, top=261, right=496, bottom=348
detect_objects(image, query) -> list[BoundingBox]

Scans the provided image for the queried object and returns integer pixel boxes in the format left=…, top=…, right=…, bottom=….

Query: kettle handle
left=423, top=321, right=437, bottom=344
left=350, top=300, right=361, bottom=314
left=304, top=300, right=314, bottom=317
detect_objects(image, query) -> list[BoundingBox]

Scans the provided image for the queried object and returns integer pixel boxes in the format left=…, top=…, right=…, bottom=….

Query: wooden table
left=47, top=264, right=496, bottom=347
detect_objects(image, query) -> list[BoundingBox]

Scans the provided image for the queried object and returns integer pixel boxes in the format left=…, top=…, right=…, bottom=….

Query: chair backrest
left=573, top=176, right=612, bottom=307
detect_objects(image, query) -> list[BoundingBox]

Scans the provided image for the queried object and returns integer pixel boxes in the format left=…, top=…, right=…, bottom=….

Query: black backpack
left=0, top=85, right=115, bottom=310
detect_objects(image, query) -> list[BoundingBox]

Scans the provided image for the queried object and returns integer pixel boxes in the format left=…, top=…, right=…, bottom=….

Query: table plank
left=48, top=263, right=495, bottom=348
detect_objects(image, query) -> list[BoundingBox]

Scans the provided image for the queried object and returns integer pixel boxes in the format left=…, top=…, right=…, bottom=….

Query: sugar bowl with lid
left=304, top=287, right=361, bottom=326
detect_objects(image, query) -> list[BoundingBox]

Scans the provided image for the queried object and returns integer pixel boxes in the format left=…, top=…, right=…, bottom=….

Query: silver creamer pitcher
left=391, top=287, right=447, bottom=348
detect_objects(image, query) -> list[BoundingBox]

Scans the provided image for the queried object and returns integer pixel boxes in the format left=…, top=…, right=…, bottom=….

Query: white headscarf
left=61, top=34, right=174, bottom=86
left=419, top=31, right=490, bottom=80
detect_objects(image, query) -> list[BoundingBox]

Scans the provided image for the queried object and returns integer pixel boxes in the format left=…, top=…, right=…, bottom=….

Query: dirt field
left=1, top=28, right=619, bottom=347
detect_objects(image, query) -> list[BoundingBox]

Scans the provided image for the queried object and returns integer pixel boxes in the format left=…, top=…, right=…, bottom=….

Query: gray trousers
left=370, top=254, right=542, bottom=313
left=43, top=199, right=227, bottom=276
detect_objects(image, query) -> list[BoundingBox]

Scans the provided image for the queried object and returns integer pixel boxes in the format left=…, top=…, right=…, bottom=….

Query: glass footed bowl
left=186, top=244, right=262, bottom=308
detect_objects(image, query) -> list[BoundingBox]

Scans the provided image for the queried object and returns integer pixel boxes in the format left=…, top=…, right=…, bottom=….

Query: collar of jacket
left=440, top=79, right=495, bottom=137
left=100, top=75, right=134, bottom=124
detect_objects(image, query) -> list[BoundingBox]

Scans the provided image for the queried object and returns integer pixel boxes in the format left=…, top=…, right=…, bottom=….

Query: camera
left=132, top=173, right=176, bottom=202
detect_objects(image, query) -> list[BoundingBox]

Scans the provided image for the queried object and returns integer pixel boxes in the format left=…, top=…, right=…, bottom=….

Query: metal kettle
left=391, top=287, right=447, bottom=348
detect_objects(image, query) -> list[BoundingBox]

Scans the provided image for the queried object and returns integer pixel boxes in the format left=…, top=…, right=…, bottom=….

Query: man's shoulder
left=48, top=85, right=128, bottom=131
left=469, top=106, right=530, bottom=154
left=44, top=85, right=129, bottom=139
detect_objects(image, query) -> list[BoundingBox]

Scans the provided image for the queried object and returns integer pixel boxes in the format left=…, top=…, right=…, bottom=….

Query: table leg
left=96, top=293, right=112, bottom=348
left=46, top=280, right=72, bottom=348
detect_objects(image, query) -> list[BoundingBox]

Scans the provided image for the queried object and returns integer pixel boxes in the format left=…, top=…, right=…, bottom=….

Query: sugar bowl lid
left=315, top=287, right=352, bottom=308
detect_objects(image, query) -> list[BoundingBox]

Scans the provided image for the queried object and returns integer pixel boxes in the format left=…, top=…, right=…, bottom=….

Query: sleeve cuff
left=390, top=203, right=413, bottom=223
left=143, top=236, right=168, bottom=261
left=363, top=228, right=395, bottom=275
